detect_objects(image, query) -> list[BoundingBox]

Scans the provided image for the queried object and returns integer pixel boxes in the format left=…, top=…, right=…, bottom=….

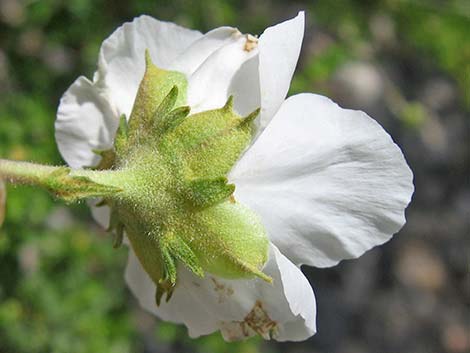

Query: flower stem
left=0, top=159, right=122, bottom=202
left=0, top=159, right=60, bottom=185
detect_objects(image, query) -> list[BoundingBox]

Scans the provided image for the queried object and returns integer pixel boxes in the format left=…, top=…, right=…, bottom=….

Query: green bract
left=94, top=51, right=270, bottom=304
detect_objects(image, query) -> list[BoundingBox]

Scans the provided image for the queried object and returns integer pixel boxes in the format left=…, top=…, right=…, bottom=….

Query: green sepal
left=114, top=114, right=129, bottom=156
left=160, top=245, right=177, bottom=285
left=153, top=86, right=179, bottom=121
left=156, top=240, right=178, bottom=306
left=112, top=223, right=124, bottom=249
left=161, top=232, right=204, bottom=278
left=172, top=201, right=271, bottom=283
left=156, top=105, right=191, bottom=136
left=240, top=107, right=261, bottom=128
left=44, top=167, right=122, bottom=202
left=156, top=277, right=176, bottom=306
left=92, top=149, right=116, bottom=170
left=107, top=206, right=124, bottom=248
left=185, top=177, right=235, bottom=209
left=127, top=50, right=187, bottom=147
left=160, top=96, right=259, bottom=180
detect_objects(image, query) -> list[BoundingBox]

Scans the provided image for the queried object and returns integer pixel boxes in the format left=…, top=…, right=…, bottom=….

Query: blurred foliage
left=390, top=0, right=470, bottom=105
left=0, top=0, right=468, bottom=352
left=292, top=0, right=470, bottom=104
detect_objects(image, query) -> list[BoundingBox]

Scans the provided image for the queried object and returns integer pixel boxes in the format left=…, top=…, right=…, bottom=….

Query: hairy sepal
left=46, top=167, right=121, bottom=202
left=159, top=96, right=257, bottom=179
left=126, top=51, right=187, bottom=149
left=98, top=53, right=270, bottom=304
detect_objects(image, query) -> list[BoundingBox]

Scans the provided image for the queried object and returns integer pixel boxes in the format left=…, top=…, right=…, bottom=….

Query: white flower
left=55, top=12, right=414, bottom=341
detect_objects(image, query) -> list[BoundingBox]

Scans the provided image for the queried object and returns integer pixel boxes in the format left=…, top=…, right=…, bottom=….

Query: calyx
left=95, top=51, right=271, bottom=304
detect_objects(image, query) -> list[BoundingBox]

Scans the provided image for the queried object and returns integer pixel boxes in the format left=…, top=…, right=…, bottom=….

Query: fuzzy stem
left=0, top=159, right=59, bottom=185
left=0, top=159, right=124, bottom=202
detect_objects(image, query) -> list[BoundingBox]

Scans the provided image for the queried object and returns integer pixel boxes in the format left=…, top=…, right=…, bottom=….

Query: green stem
left=0, top=159, right=60, bottom=185
left=0, top=159, right=123, bottom=202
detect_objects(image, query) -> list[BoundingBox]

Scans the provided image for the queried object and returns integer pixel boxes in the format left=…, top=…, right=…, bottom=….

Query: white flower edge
left=125, top=243, right=316, bottom=341
left=230, top=93, right=414, bottom=268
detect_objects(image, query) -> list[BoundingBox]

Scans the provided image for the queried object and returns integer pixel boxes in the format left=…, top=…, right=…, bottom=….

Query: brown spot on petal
left=221, top=301, right=278, bottom=341
left=220, top=322, right=251, bottom=341
left=211, top=277, right=234, bottom=304
left=244, top=301, right=278, bottom=339
left=244, top=34, right=258, bottom=52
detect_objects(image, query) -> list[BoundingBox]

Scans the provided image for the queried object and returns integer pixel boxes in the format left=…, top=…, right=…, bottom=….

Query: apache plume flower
left=0, top=12, right=413, bottom=342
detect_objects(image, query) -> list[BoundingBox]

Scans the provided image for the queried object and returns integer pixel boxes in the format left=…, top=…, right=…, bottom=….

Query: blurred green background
left=0, top=0, right=469, bottom=352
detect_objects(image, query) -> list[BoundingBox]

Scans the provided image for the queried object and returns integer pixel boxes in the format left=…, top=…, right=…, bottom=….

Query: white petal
left=124, top=244, right=316, bottom=341
left=227, top=55, right=261, bottom=116
left=230, top=93, right=414, bottom=267
left=169, top=27, right=242, bottom=76
left=257, top=12, right=304, bottom=134
left=186, top=33, right=258, bottom=113
left=88, top=200, right=110, bottom=229
left=96, top=15, right=203, bottom=117
left=55, top=76, right=118, bottom=168
left=227, top=12, right=305, bottom=125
